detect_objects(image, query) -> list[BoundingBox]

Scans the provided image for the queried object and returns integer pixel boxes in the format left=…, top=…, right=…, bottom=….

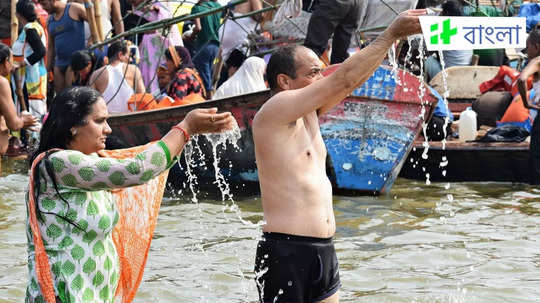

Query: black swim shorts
left=254, top=232, right=341, bottom=303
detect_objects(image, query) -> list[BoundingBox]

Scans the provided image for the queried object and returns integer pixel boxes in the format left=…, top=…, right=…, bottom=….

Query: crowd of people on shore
left=0, top=0, right=271, bottom=155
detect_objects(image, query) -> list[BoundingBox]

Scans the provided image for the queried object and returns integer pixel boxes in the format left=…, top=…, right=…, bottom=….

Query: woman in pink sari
left=128, top=0, right=183, bottom=93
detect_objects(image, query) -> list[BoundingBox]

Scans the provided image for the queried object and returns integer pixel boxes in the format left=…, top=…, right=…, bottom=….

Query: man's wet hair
left=529, top=26, right=540, bottom=46
left=266, top=46, right=300, bottom=90
left=107, top=40, right=128, bottom=60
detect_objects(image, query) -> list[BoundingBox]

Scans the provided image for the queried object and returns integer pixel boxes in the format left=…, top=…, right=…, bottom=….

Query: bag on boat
left=473, top=91, right=512, bottom=126
left=479, top=65, right=532, bottom=96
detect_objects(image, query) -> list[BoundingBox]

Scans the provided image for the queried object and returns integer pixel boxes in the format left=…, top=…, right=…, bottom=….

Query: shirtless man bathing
left=253, top=9, right=426, bottom=303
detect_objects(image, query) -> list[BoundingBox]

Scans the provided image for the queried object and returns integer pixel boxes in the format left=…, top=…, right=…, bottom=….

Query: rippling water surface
left=1, top=159, right=539, bottom=302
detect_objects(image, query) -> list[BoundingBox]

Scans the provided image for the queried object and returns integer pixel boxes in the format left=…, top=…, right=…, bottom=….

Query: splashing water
left=204, top=127, right=242, bottom=202
left=414, top=37, right=431, bottom=169
left=438, top=50, right=451, bottom=152
left=387, top=42, right=401, bottom=86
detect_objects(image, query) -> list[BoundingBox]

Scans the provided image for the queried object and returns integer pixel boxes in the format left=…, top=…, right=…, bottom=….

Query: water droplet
left=288, top=281, right=292, bottom=286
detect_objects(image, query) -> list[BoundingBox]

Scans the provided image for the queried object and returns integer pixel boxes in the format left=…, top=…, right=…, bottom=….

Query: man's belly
left=261, top=174, right=335, bottom=238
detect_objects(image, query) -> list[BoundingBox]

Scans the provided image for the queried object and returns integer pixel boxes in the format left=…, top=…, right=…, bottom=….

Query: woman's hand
left=21, top=111, right=38, bottom=128
left=180, top=107, right=236, bottom=135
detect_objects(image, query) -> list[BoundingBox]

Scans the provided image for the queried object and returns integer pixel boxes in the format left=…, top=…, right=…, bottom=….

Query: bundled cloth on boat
left=476, top=124, right=530, bottom=143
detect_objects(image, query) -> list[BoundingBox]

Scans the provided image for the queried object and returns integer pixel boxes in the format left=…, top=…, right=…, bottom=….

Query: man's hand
left=386, top=9, right=426, bottom=40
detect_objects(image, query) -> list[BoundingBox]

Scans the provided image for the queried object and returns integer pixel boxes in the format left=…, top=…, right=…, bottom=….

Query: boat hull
left=108, top=66, right=436, bottom=195
left=400, top=141, right=530, bottom=182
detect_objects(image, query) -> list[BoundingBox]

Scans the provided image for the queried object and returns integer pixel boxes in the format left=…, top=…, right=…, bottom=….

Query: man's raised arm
left=518, top=57, right=540, bottom=110
left=259, top=10, right=425, bottom=125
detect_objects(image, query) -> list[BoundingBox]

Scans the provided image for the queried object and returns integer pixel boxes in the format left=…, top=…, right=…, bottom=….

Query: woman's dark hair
left=0, top=43, right=11, bottom=64
left=31, top=87, right=101, bottom=164
left=441, top=0, right=463, bottom=16
left=165, top=45, right=194, bottom=70
left=30, top=87, right=101, bottom=231
left=267, top=45, right=300, bottom=90
left=70, top=50, right=95, bottom=72
left=16, top=0, right=37, bottom=22
left=107, top=40, right=128, bottom=60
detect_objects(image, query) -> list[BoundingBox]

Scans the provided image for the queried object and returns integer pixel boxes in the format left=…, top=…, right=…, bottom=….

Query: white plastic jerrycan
left=459, top=107, right=477, bottom=142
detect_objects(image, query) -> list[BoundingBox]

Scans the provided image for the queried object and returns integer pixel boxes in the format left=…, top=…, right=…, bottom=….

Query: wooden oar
left=83, top=0, right=101, bottom=44
left=93, top=0, right=104, bottom=42
left=10, top=0, right=18, bottom=45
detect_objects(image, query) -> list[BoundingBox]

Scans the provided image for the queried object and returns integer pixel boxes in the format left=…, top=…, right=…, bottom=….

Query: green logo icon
left=430, top=19, right=457, bottom=45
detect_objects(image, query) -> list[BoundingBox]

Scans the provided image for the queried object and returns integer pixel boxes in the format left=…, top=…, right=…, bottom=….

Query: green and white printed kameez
left=26, top=141, right=175, bottom=302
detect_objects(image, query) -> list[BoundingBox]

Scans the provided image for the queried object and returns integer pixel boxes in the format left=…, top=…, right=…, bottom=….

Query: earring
left=71, top=129, right=77, bottom=136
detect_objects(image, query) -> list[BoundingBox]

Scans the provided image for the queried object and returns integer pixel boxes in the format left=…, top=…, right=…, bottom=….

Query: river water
left=1, top=159, right=539, bottom=302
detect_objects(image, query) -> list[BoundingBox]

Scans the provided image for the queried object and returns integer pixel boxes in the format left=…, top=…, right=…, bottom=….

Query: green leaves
left=61, top=174, right=79, bottom=187
left=93, top=241, right=105, bottom=257
left=96, top=160, right=111, bottom=172
left=86, top=201, right=99, bottom=217
left=126, top=162, right=141, bottom=175
left=71, top=274, right=83, bottom=292
left=83, top=258, right=96, bottom=274
left=140, top=170, right=154, bottom=182
left=51, top=157, right=66, bottom=173
left=93, top=271, right=104, bottom=287
left=61, top=260, right=75, bottom=277
left=98, top=216, right=111, bottom=231
left=41, top=198, right=56, bottom=211
left=71, top=245, right=85, bottom=262
left=78, top=167, right=95, bottom=182
left=46, top=224, right=62, bottom=240
left=59, top=236, right=74, bottom=249
left=82, top=230, right=97, bottom=244
left=151, top=151, right=165, bottom=167
left=68, top=154, right=83, bottom=165
left=99, top=285, right=110, bottom=300
left=109, top=171, right=126, bottom=186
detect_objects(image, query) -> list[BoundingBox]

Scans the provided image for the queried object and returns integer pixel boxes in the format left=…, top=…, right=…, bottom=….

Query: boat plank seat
left=429, top=66, right=499, bottom=101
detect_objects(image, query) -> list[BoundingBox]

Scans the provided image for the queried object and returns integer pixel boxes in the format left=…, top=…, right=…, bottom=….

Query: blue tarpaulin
left=519, top=3, right=540, bottom=32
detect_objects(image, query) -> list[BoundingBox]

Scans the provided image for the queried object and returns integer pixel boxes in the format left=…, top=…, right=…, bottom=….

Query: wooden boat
left=400, top=140, right=530, bottom=182
left=400, top=65, right=532, bottom=183
left=107, top=65, right=437, bottom=195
